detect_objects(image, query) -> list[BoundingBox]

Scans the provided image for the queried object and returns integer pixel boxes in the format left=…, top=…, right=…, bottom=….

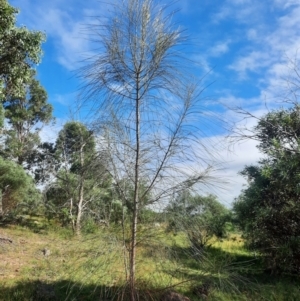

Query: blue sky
left=9, top=0, right=300, bottom=204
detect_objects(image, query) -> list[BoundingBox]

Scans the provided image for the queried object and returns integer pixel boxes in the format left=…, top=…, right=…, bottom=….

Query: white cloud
left=212, top=6, right=231, bottom=24
left=229, top=3, right=300, bottom=84
left=191, top=54, right=213, bottom=74
left=212, top=0, right=263, bottom=24
left=11, top=0, right=105, bottom=70
left=51, top=93, right=77, bottom=106
left=210, top=40, right=231, bottom=57
left=39, top=124, right=60, bottom=144
left=217, top=94, right=264, bottom=112
left=273, top=0, right=300, bottom=9
left=229, top=51, right=272, bottom=79
left=189, top=133, right=261, bottom=206
left=212, top=121, right=262, bottom=206
left=34, top=9, right=93, bottom=70
left=39, top=118, right=68, bottom=143
left=246, top=29, right=257, bottom=41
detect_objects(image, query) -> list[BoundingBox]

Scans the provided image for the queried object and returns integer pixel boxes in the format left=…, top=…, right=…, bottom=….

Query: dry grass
left=0, top=222, right=186, bottom=300
left=0, top=222, right=299, bottom=301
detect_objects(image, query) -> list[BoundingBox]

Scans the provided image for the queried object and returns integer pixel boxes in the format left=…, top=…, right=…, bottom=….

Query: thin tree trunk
left=122, top=199, right=129, bottom=281
left=77, top=0, right=217, bottom=297
left=75, top=186, right=84, bottom=236
left=0, top=191, right=3, bottom=218
left=129, top=76, right=140, bottom=301
left=70, top=198, right=75, bottom=233
left=75, top=143, right=85, bottom=236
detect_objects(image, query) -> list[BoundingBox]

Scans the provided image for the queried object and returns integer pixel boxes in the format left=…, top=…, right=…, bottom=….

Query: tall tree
left=80, top=0, right=220, bottom=297
left=0, top=0, right=45, bottom=104
left=55, top=122, right=95, bottom=169
left=48, top=121, right=108, bottom=235
left=0, top=0, right=50, bottom=175
left=2, top=73, right=52, bottom=165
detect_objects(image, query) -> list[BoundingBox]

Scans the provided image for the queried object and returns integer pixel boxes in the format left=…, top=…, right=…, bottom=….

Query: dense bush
left=0, top=157, right=40, bottom=218
left=166, top=192, right=230, bottom=249
left=233, top=105, right=300, bottom=274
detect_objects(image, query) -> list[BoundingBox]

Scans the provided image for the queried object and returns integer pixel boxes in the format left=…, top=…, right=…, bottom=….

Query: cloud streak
left=12, top=0, right=106, bottom=70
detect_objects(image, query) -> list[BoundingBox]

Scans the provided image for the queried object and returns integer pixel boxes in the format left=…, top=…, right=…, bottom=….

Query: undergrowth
left=0, top=218, right=299, bottom=300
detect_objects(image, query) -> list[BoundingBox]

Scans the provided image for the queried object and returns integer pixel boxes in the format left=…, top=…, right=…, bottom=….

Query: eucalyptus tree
left=0, top=0, right=45, bottom=110
left=0, top=0, right=51, bottom=177
left=80, top=0, right=220, bottom=298
left=2, top=73, right=53, bottom=166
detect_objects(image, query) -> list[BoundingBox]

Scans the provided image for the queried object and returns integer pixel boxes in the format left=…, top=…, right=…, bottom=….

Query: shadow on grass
left=167, top=243, right=259, bottom=272
left=162, top=243, right=300, bottom=301
left=1, top=280, right=114, bottom=301
left=0, top=279, right=177, bottom=301
left=0, top=215, right=51, bottom=234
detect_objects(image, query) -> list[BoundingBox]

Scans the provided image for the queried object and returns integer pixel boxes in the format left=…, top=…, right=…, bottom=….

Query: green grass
left=0, top=219, right=299, bottom=300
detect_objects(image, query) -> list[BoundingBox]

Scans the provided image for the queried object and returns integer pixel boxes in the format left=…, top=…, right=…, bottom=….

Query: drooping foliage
left=79, top=0, right=218, bottom=293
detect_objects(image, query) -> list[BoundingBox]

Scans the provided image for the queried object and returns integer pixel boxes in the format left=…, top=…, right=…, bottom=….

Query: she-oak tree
left=80, top=0, right=221, bottom=299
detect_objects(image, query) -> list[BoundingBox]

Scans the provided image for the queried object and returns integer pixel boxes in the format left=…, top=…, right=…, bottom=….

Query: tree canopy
left=1, top=73, right=52, bottom=165
left=0, top=0, right=45, bottom=102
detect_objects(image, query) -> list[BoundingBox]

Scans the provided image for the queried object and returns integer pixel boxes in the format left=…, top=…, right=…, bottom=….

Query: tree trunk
left=75, top=199, right=83, bottom=236
left=129, top=193, right=138, bottom=300
left=129, top=76, right=140, bottom=301
left=77, top=0, right=218, bottom=298
left=0, top=191, right=3, bottom=218
left=70, top=198, right=75, bottom=233
left=75, top=143, right=85, bottom=236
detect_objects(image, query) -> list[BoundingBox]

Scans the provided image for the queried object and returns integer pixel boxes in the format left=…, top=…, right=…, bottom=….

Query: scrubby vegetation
left=0, top=218, right=299, bottom=301
left=1, top=0, right=300, bottom=300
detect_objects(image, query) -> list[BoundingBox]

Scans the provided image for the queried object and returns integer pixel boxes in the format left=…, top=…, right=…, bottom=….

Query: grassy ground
left=0, top=218, right=299, bottom=300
